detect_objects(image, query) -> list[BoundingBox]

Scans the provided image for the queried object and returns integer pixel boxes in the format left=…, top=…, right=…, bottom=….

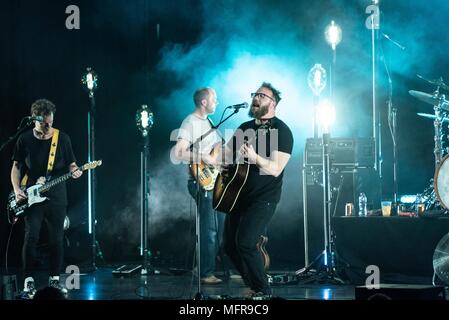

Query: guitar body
left=212, top=163, right=250, bottom=213
left=7, top=185, right=49, bottom=221
left=189, top=144, right=220, bottom=191
left=213, top=122, right=272, bottom=213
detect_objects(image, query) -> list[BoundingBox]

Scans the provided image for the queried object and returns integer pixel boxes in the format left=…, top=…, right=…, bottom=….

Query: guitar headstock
left=81, top=160, right=103, bottom=171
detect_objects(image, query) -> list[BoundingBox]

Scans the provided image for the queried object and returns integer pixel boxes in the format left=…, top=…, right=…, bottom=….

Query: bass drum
left=434, top=154, right=449, bottom=209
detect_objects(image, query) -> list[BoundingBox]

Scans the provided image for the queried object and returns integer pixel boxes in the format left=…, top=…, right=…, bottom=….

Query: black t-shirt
left=230, top=117, right=293, bottom=204
left=12, top=129, right=77, bottom=206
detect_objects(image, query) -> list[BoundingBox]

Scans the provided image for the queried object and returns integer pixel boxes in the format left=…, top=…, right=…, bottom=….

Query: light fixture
left=81, top=67, right=98, bottom=96
left=325, top=21, right=342, bottom=51
left=317, top=100, right=336, bottom=133
left=136, top=105, right=154, bottom=137
left=307, top=64, right=327, bottom=97
left=400, top=195, right=417, bottom=204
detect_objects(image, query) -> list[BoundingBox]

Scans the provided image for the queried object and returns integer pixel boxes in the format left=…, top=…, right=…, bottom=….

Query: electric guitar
left=213, top=123, right=271, bottom=213
left=189, top=144, right=221, bottom=191
left=7, top=160, right=102, bottom=223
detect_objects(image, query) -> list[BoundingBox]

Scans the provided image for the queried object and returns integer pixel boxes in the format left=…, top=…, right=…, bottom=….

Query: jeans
left=188, top=179, right=225, bottom=278
left=223, top=200, right=276, bottom=294
left=23, top=202, right=66, bottom=278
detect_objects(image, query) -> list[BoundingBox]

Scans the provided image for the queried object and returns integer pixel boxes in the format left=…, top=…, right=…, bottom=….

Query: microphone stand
left=87, top=89, right=99, bottom=271
left=382, top=33, right=399, bottom=212
left=188, top=107, right=242, bottom=300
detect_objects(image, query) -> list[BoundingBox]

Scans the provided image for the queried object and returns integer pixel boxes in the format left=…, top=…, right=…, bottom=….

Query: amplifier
left=304, top=137, right=375, bottom=168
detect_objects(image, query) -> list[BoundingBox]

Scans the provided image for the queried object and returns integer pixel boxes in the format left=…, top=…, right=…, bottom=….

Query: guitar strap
left=20, top=128, right=60, bottom=186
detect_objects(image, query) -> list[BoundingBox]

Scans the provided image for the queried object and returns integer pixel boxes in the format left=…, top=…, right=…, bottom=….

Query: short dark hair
left=31, top=99, right=56, bottom=117
left=193, top=88, right=212, bottom=107
left=260, top=82, right=281, bottom=105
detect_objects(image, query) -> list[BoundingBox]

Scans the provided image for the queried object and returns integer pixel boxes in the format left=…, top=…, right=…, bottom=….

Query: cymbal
left=409, top=90, right=449, bottom=109
left=417, top=74, right=449, bottom=91
left=417, top=113, right=449, bottom=123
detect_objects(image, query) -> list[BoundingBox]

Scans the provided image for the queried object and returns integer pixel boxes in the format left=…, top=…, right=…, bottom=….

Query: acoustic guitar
left=213, top=123, right=271, bottom=213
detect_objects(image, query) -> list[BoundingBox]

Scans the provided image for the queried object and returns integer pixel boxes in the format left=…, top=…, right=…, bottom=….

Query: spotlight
left=136, top=105, right=154, bottom=137
left=325, top=21, right=342, bottom=51
left=307, top=64, right=327, bottom=97
left=317, top=100, right=336, bottom=133
left=81, top=67, right=98, bottom=95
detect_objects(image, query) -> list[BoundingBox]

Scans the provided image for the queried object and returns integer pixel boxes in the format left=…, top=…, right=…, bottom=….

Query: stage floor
left=53, top=267, right=355, bottom=300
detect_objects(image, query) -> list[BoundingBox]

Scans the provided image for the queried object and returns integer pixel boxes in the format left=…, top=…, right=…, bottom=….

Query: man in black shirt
left=222, top=82, right=293, bottom=298
left=10, top=99, right=82, bottom=299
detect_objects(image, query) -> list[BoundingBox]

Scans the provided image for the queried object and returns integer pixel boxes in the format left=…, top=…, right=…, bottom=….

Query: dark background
left=1, top=0, right=448, bottom=273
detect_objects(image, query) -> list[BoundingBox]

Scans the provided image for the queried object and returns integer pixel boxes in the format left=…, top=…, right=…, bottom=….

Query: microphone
left=382, top=33, right=406, bottom=50
left=228, top=102, right=248, bottom=110
left=27, top=115, right=44, bottom=122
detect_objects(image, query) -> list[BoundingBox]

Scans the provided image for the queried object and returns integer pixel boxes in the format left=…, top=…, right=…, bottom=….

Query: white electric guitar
left=6, top=160, right=102, bottom=223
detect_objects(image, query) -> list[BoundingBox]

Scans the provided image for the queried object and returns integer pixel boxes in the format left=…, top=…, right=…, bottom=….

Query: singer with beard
left=222, top=82, right=293, bottom=298
left=10, top=99, right=82, bottom=299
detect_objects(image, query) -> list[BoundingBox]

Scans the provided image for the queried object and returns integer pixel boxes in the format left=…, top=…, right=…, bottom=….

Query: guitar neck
left=38, top=166, right=85, bottom=193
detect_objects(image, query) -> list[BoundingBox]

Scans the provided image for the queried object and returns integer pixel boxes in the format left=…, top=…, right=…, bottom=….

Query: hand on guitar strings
left=240, top=143, right=258, bottom=163
left=37, top=176, right=46, bottom=185
left=14, top=189, right=27, bottom=202
left=201, top=153, right=218, bottom=166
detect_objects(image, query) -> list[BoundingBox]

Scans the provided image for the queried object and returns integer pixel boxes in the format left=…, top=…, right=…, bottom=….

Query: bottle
left=358, top=192, right=367, bottom=216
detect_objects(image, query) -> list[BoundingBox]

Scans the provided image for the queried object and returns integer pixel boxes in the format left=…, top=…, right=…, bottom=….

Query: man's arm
left=174, top=138, right=194, bottom=163
left=174, top=138, right=217, bottom=165
left=255, top=150, right=291, bottom=177
left=11, top=161, right=27, bottom=201
left=242, top=145, right=291, bottom=177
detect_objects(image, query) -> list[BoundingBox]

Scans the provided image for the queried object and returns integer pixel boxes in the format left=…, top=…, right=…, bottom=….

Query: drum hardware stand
left=413, top=78, right=449, bottom=211
left=384, top=55, right=399, bottom=212
left=296, top=132, right=344, bottom=285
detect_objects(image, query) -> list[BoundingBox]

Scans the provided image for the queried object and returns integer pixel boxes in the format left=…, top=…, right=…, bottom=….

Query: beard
left=248, top=103, right=269, bottom=119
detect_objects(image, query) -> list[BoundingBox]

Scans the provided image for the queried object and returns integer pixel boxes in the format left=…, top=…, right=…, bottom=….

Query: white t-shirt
left=177, top=114, right=222, bottom=155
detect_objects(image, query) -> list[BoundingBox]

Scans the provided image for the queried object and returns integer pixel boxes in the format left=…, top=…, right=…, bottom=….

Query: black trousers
left=223, top=200, right=276, bottom=294
left=22, top=202, right=66, bottom=278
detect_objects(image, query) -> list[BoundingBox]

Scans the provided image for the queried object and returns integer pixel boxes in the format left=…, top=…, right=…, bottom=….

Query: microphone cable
left=5, top=216, right=18, bottom=275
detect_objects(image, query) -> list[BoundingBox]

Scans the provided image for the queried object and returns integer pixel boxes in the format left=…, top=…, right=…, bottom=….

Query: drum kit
left=410, top=75, right=449, bottom=211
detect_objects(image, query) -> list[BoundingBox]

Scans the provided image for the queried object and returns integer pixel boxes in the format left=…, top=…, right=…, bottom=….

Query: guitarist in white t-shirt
left=174, top=87, right=225, bottom=284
